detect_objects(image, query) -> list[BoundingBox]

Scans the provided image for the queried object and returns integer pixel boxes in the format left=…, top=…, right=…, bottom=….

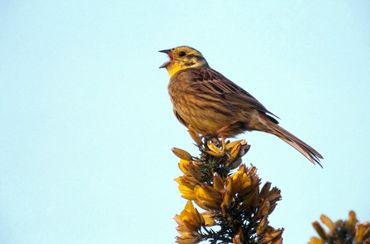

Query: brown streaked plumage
left=160, top=46, right=323, bottom=166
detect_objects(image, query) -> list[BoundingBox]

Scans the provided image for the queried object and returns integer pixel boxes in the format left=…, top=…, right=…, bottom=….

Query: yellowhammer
left=160, top=46, right=323, bottom=166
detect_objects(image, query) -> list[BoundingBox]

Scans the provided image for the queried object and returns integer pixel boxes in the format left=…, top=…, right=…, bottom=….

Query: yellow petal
left=225, top=140, right=243, bottom=150
left=241, top=173, right=251, bottom=189
left=179, top=159, right=191, bottom=175
left=178, top=184, right=196, bottom=200
left=176, top=176, right=198, bottom=188
left=177, top=207, right=201, bottom=232
left=213, top=174, right=224, bottom=192
left=320, top=214, right=335, bottom=232
left=195, top=185, right=222, bottom=203
left=206, top=150, right=224, bottom=157
left=227, top=142, right=241, bottom=163
left=201, top=212, right=215, bottom=226
left=206, top=141, right=224, bottom=157
left=221, top=178, right=233, bottom=212
left=230, top=166, right=251, bottom=195
left=184, top=201, right=203, bottom=226
left=194, top=185, right=222, bottom=210
left=231, top=171, right=242, bottom=193
left=355, top=223, right=370, bottom=243
left=308, top=237, right=324, bottom=244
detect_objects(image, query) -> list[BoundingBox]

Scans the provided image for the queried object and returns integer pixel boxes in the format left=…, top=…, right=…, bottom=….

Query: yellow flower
left=225, top=139, right=249, bottom=165
left=213, top=174, right=224, bottom=192
left=225, top=139, right=244, bottom=151
left=310, top=211, right=370, bottom=244
left=221, top=178, right=233, bottom=213
left=231, top=165, right=252, bottom=196
left=176, top=176, right=198, bottom=200
left=175, top=201, right=204, bottom=244
left=355, top=223, right=370, bottom=243
left=206, top=140, right=225, bottom=157
left=178, top=159, right=202, bottom=180
left=226, top=140, right=241, bottom=163
left=173, top=131, right=284, bottom=243
left=201, top=211, right=215, bottom=226
left=179, top=159, right=192, bottom=176
left=320, top=214, right=335, bottom=232
left=194, top=185, right=222, bottom=210
left=308, top=237, right=324, bottom=244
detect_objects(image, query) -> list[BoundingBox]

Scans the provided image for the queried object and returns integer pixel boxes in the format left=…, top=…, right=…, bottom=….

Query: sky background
left=0, top=0, right=369, bottom=243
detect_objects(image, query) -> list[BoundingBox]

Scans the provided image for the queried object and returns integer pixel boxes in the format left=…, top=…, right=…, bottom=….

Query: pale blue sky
left=0, top=1, right=369, bottom=243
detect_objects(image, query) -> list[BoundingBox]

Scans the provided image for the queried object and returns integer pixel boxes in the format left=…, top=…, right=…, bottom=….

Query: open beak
left=159, top=49, right=172, bottom=68
left=159, top=49, right=171, bottom=54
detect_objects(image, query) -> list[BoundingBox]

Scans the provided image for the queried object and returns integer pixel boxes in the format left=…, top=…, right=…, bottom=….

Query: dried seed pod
left=172, top=147, right=192, bottom=160
left=257, top=217, right=268, bottom=235
left=312, top=221, right=327, bottom=240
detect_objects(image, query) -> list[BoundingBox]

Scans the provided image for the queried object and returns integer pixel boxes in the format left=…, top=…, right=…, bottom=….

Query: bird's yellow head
left=159, top=46, right=208, bottom=76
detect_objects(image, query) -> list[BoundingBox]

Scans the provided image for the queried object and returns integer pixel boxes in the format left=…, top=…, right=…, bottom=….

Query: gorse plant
left=309, top=211, right=370, bottom=244
left=172, top=129, right=283, bottom=244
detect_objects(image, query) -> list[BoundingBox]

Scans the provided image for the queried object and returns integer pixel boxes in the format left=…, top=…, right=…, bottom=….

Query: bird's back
left=168, top=66, right=277, bottom=136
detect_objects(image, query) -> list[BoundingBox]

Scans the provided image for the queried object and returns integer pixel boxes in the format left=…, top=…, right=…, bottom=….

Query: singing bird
left=159, top=46, right=323, bottom=166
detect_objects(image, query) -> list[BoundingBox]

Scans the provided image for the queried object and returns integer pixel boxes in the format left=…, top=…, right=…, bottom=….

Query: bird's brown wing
left=186, top=67, right=279, bottom=123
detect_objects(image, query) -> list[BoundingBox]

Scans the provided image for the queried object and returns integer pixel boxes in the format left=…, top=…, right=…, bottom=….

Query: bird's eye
left=178, top=51, right=186, bottom=57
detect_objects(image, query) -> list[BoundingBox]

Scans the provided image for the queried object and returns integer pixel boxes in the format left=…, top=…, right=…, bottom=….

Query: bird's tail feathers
left=261, top=118, right=323, bottom=167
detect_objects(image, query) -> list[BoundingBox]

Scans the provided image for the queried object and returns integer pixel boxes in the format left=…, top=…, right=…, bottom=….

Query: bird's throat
left=166, top=62, right=186, bottom=77
left=166, top=61, right=207, bottom=77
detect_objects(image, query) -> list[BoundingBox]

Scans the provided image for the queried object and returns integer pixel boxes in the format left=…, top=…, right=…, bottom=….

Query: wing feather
left=185, top=67, right=279, bottom=122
